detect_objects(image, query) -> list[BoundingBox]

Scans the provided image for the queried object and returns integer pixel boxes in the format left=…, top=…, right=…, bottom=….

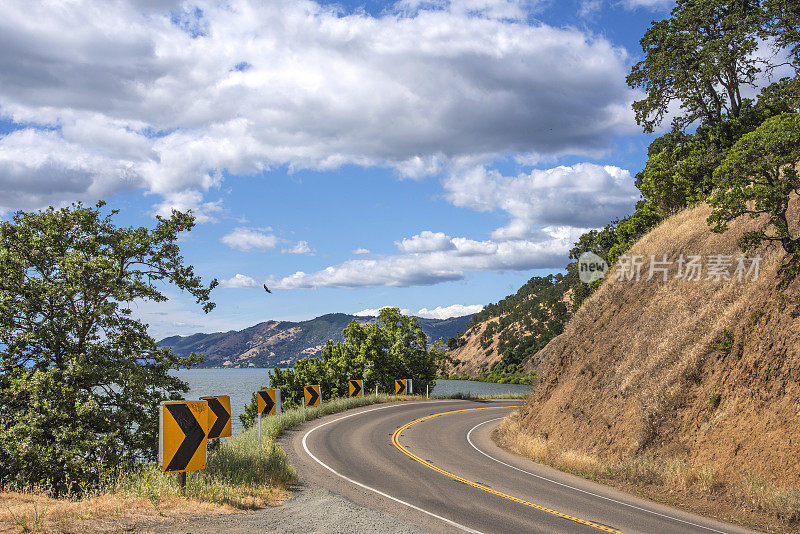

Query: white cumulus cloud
left=220, top=273, right=259, bottom=288
left=416, top=304, right=483, bottom=319
left=255, top=161, right=636, bottom=290
left=221, top=228, right=279, bottom=252
left=355, top=303, right=482, bottom=318
left=619, top=0, right=673, bottom=9
left=0, top=0, right=636, bottom=214
left=355, top=306, right=413, bottom=316
left=395, top=231, right=455, bottom=253
left=444, top=162, right=640, bottom=240
left=268, top=227, right=582, bottom=289
left=283, top=240, right=315, bottom=255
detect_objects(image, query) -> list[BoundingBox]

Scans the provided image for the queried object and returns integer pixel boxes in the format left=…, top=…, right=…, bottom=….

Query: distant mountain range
left=159, top=312, right=473, bottom=368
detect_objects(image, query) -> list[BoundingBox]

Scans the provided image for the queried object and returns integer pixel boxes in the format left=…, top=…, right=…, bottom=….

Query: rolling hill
left=160, top=312, right=473, bottom=368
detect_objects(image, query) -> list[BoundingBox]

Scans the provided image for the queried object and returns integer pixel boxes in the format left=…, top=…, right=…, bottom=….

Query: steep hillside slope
left=161, top=313, right=472, bottom=368
left=518, top=201, right=800, bottom=492
left=448, top=275, right=572, bottom=375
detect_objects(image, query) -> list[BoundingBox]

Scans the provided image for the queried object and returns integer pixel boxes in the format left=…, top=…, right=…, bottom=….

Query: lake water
left=171, top=368, right=532, bottom=435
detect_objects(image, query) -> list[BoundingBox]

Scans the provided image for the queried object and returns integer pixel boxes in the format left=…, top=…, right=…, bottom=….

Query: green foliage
left=444, top=370, right=536, bottom=385
left=608, top=201, right=663, bottom=264
left=444, top=346, right=537, bottom=384
left=638, top=82, right=800, bottom=217
left=627, top=0, right=766, bottom=132
left=567, top=224, right=618, bottom=310
left=708, top=112, right=800, bottom=253
left=711, top=329, right=735, bottom=354
left=709, top=393, right=722, bottom=409
left=764, top=0, right=800, bottom=71
left=446, top=336, right=465, bottom=350
left=240, top=308, right=443, bottom=427
left=0, top=202, right=217, bottom=496
left=569, top=224, right=618, bottom=262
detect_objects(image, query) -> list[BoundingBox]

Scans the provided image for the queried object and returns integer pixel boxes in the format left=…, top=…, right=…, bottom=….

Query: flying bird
left=263, top=284, right=272, bottom=294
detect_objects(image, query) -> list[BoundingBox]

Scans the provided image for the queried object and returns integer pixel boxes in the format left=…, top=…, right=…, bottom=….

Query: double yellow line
left=391, top=406, right=624, bottom=534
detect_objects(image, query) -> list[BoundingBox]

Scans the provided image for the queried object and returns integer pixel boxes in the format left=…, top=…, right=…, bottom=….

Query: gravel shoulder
left=144, top=484, right=426, bottom=534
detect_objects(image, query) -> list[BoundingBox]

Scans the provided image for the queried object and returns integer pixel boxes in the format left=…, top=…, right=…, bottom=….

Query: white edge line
left=301, top=401, right=486, bottom=534
left=467, top=417, right=733, bottom=534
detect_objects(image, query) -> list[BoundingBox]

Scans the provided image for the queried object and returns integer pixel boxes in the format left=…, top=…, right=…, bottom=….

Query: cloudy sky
left=0, top=0, right=674, bottom=338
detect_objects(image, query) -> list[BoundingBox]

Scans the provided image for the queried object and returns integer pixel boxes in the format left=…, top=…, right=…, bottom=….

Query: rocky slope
left=519, top=201, right=800, bottom=487
left=160, top=313, right=472, bottom=368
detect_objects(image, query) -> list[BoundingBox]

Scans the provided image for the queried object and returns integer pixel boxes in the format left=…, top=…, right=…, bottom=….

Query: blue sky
left=0, top=0, right=675, bottom=338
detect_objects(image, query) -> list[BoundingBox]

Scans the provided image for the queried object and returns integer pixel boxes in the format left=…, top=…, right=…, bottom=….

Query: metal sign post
left=256, top=389, right=281, bottom=449
left=159, top=400, right=209, bottom=493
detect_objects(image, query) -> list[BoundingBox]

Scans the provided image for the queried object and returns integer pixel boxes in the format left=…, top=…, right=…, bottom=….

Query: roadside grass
left=2, top=392, right=518, bottom=532
left=112, top=394, right=425, bottom=509
left=0, top=490, right=233, bottom=534
left=496, top=413, right=800, bottom=525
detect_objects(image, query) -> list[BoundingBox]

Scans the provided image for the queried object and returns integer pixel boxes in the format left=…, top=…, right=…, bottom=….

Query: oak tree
left=0, top=203, right=217, bottom=495
left=708, top=113, right=800, bottom=253
left=627, top=0, right=765, bottom=132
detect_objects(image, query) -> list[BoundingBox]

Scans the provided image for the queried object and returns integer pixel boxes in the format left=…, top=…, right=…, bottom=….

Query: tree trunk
left=781, top=236, right=800, bottom=254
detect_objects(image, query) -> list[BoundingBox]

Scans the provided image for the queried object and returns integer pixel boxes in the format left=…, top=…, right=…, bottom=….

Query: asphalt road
left=280, top=399, right=758, bottom=534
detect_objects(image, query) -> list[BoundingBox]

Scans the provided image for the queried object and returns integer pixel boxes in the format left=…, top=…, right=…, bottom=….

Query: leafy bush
left=711, top=329, right=735, bottom=355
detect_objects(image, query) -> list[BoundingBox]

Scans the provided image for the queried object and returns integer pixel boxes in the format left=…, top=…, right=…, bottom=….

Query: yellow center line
left=391, top=406, right=624, bottom=534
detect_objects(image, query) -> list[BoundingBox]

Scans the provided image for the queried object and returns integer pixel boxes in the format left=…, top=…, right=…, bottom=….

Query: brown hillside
left=448, top=287, right=573, bottom=376
left=449, top=318, right=504, bottom=374
left=519, top=200, right=800, bottom=491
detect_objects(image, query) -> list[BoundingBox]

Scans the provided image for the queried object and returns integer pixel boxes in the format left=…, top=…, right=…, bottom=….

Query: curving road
left=279, top=399, right=757, bottom=534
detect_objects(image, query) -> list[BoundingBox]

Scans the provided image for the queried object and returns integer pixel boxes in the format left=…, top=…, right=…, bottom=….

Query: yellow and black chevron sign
left=348, top=379, right=363, bottom=397
left=395, top=379, right=408, bottom=395
left=159, top=400, right=209, bottom=473
left=304, top=385, right=321, bottom=407
left=200, top=395, right=231, bottom=439
left=257, top=389, right=281, bottom=415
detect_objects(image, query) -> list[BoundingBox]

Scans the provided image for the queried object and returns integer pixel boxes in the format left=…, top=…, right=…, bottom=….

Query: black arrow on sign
left=305, top=386, right=320, bottom=406
left=258, top=391, right=275, bottom=414
left=165, top=403, right=206, bottom=472
left=396, top=380, right=406, bottom=394
left=349, top=380, right=362, bottom=397
left=202, top=397, right=230, bottom=439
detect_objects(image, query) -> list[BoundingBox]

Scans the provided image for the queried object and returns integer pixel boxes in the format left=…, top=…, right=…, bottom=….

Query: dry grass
left=0, top=433, right=291, bottom=534
left=741, top=476, right=800, bottom=522
left=496, top=415, right=605, bottom=478
left=0, top=490, right=242, bottom=534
